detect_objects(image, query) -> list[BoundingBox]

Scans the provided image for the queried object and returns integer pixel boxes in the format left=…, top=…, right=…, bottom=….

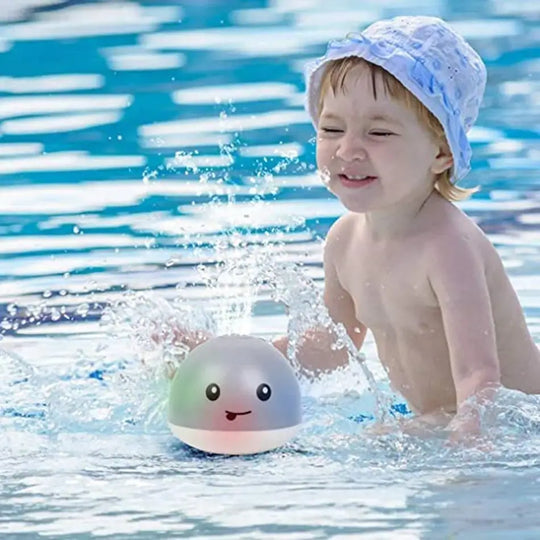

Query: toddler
left=288, top=16, right=540, bottom=434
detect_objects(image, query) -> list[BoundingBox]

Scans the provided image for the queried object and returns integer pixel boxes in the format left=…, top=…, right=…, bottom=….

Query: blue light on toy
left=168, top=335, right=302, bottom=455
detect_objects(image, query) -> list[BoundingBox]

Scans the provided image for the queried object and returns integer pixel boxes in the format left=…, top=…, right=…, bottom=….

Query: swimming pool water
left=1, top=1, right=539, bottom=538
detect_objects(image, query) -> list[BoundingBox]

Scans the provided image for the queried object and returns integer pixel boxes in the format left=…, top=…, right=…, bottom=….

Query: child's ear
left=430, top=147, right=453, bottom=175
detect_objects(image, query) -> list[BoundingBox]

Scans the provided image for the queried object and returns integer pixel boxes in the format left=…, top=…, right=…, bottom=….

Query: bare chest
left=336, top=241, right=439, bottom=330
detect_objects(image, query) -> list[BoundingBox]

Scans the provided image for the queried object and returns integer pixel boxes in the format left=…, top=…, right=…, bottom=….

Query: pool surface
left=1, top=1, right=539, bottom=538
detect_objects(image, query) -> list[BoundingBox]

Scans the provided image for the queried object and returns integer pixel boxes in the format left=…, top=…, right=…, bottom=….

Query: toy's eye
left=256, top=383, right=271, bottom=401
left=205, top=383, right=220, bottom=401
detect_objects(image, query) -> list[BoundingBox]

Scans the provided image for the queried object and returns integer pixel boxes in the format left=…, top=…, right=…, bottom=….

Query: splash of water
left=102, top=232, right=393, bottom=425
left=251, top=249, right=394, bottom=420
left=100, top=236, right=540, bottom=461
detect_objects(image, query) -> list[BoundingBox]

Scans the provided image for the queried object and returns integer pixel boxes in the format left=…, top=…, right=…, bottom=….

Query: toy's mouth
left=225, top=410, right=252, bottom=421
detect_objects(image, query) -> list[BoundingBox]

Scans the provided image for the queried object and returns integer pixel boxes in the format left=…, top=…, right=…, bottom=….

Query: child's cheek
left=315, top=139, right=327, bottom=169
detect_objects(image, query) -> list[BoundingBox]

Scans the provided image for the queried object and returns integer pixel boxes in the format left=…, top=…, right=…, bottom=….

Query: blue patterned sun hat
left=305, top=16, right=487, bottom=182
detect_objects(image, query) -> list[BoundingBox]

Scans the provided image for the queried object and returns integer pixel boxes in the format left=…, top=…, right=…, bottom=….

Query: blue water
left=1, top=1, right=539, bottom=538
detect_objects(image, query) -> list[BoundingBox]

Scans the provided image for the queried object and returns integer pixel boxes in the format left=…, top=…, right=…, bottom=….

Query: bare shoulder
left=324, top=212, right=362, bottom=254
left=422, top=195, right=500, bottom=269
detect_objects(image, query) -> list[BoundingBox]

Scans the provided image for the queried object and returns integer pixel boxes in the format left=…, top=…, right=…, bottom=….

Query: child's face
left=316, top=64, right=447, bottom=213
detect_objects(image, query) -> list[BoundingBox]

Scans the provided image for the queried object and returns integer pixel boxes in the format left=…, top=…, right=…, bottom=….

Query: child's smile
left=337, top=174, right=378, bottom=189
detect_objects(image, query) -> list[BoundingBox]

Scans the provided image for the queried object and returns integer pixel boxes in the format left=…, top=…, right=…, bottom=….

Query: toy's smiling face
left=168, top=335, right=301, bottom=432
left=204, top=380, right=271, bottom=422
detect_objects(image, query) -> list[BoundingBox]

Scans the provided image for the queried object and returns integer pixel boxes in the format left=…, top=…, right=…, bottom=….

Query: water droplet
left=76, top=303, right=90, bottom=317
left=1, top=320, right=12, bottom=330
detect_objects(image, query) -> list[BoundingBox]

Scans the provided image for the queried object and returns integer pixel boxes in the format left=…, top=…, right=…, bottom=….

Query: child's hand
left=150, top=326, right=212, bottom=380
left=151, top=324, right=210, bottom=350
left=445, top=414, right=494, bottom=451
left=446, top=409, right=480, bottom=441
left=446, top=425, right=478, bottom=446
left=363, top=421, right=395, bottom=436
left=446, top=429, right=494, bottom=452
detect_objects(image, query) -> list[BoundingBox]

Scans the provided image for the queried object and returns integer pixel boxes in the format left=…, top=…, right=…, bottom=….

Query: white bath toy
left=168, top=335, right=301, bottom=455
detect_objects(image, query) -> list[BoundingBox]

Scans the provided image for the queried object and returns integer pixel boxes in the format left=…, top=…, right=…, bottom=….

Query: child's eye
left=320, top=127, right=343, bottom=133
left=370, top=131, right=394, bottom=137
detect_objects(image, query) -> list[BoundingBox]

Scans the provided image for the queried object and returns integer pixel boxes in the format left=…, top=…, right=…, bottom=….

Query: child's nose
left=336, top=135, right=368, bottom=162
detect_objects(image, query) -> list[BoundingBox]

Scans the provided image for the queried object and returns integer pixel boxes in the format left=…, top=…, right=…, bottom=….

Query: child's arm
left=323, top=235, right=367, bottom=351
left=272, top=268, right=366, bottom=373
left=428, top=234, right=501, bottom=434
left=274, top=218, right=367, bottom=372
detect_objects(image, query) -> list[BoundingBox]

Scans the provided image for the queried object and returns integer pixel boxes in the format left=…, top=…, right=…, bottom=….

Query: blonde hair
left=317, top=56, right=478, bottom=202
